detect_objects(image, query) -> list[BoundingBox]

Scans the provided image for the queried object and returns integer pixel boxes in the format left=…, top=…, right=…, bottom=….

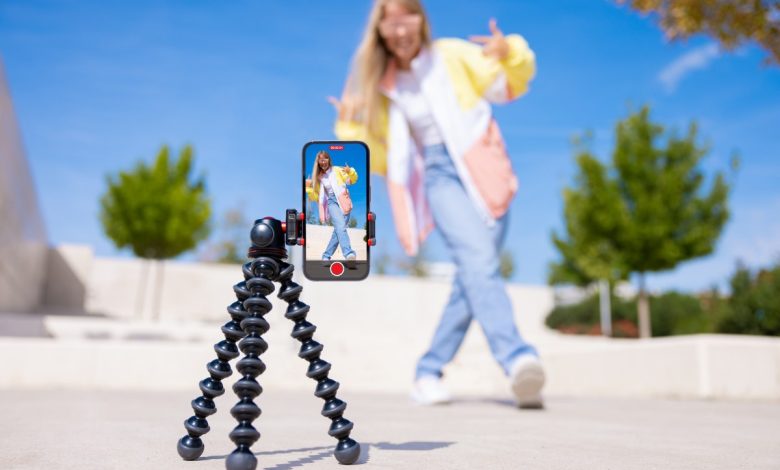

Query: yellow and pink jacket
left=335, top=34, right=536, bottom=255
left=306, top=165, right=358, bottom=223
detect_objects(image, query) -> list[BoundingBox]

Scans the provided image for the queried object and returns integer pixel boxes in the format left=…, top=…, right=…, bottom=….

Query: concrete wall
left=85, top=255, right=243, bottom=321
left=2, top=335, right=778, bottom=400
left=2, top=248, right=779, bottom=400
left=0, top=58, right=48, bottom=311
left=43, top=244, right=92, bottom=311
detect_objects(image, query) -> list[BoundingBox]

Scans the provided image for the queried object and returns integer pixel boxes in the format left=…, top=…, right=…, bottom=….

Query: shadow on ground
left=201, top=441, right=455, bottom=468
left=452, top=396, right=548, bottom=410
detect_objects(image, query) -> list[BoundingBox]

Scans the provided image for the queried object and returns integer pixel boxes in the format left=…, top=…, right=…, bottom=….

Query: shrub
left=717, top=263, right=780, bottom=336
left=546, top=291, right=716, bottom=337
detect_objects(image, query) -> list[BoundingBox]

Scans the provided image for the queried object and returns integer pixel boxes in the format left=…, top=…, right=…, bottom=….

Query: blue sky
left=1, top=0, right=778, bottom=291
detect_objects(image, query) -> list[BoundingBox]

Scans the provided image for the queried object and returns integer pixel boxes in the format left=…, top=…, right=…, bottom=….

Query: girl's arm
left=437, top=20, right=536, bottom=104
left=341, top=166, right=358, bottom=185
left=305, top=179, right=319, bottom=201
left=331, top=95, right=389, bottom=176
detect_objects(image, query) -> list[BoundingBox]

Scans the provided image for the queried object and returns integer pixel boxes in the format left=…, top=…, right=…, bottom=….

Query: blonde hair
left=310, top=150, right=332, bottom=197
left=347, top=0, right=432, bottom=137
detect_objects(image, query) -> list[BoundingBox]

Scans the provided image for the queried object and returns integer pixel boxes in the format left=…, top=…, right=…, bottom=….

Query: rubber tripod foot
left=177, top=436, right=204, bottom=461
left=334, top=438, right=361, bottom=464
left=226, top=449, right=258, bottom=470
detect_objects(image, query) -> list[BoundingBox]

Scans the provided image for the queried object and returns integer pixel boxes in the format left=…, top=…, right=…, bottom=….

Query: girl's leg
left=331, top=207, right=355, bottom=258
left=415, top=277, right=472, bottom=378
left=415, top=206, right=512, bottom=378
left=425, top=174, right=537, bottom=375
left=322, top=226, right=339, bottom=260
left=322, top=199, right=341, bottom=259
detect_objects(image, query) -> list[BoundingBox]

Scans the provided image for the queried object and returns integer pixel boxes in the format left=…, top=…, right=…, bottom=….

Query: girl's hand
left=468, top=18, right=509, bottom=61
left=342, top=164, right=351, bottom=175
left=327, top=95, right=361, bottom=122
left=305, top=178, right=312, bottom=188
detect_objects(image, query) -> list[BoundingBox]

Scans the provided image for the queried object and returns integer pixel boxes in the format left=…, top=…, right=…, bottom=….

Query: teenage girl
left=330, top=0, right=544, bottom=407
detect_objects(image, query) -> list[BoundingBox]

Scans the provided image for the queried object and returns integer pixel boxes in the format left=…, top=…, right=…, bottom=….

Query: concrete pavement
left=1, top=389, right=778, bottom=470
left=304, top=224, right=367, bottom=261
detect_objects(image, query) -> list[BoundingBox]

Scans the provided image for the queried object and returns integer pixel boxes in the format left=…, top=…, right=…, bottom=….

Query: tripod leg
left=225, top=259, right=274, bottom=470
left=276, top=260, right=361, bottom=465
left=177, top=274, right=251, bottom=460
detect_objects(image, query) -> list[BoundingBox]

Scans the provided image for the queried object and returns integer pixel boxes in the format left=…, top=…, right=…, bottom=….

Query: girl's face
left=318, top=154, right=331, bottom=171
left=379, top=2, right=423, bottom=65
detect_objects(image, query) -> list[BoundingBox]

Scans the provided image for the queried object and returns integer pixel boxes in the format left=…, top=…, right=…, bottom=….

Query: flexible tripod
left=177, top=211, right=367, bottom=469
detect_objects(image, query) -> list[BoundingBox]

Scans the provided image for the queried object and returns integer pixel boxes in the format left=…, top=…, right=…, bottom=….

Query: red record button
left=329, top=262, right=345, bottom=277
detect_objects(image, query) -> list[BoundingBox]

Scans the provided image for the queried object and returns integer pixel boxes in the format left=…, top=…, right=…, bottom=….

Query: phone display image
left=302, top=141, right=370, bottom=280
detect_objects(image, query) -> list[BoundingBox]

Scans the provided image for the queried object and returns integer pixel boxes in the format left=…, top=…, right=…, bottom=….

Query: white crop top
left=320, top=170, right=336, bottom=197
left=394, top=70, right=444, bottom=146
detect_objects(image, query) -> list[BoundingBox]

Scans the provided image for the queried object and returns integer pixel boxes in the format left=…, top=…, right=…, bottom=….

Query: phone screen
left=302, top=141, right=370, bottom=281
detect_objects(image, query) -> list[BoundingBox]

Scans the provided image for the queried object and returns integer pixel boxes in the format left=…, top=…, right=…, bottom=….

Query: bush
left=546, top=291, right=718, bottom=337
left=546, top=294, right=638, bottom=337
left=546, top=294, right=600, bottom=329
left=717, top=263, right=780, bottom=336
left=642, top=292, right=711, bottom=336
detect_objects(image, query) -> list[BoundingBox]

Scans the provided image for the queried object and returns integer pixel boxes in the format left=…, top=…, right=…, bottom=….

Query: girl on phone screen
left=330, top=0, right=544, bottom=407
left=307, top=150, right=358, bottom=264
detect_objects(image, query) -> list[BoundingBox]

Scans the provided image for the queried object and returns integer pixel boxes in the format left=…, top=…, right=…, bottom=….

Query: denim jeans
left=415, top=143, right=538, bottom=379
left=322, top=195, right=355, bottom=259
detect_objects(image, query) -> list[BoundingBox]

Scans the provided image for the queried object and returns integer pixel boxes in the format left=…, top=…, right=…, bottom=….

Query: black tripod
left=177, top=212, right=362, bottom=469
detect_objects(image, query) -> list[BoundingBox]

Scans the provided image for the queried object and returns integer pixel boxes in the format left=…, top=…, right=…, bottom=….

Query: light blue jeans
left=322, top=195, right=355, bottom=260
left=415, top=143, right=538, bottom=379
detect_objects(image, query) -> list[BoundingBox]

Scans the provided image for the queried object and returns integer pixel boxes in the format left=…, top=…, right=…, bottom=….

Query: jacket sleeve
left=333, top=96, right=389, bottom=176
left=445, top=34, right=536, bottom=104
left=306, top=185, right=319, bottom=202
left=342, top=166, right=358, bottom=185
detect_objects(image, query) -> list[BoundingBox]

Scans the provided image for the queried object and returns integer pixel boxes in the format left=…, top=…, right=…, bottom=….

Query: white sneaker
left=410, top=375, right=452, bottom=405
left=509, top=355, right=545, bottom=409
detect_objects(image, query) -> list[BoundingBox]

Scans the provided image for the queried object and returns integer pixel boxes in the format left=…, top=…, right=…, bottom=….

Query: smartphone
left=302, top=141, right=371, bottom=281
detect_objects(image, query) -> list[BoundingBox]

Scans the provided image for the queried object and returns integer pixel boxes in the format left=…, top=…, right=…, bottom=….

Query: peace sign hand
left=327, top=95, right=362, bottom=123
left=468, top=18, right=509, bottom=61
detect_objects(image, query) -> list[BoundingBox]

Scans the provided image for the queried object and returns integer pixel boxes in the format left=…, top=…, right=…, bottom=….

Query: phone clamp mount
left=176, top=209, right=370, bottom=469
left=284, top=208, right=376, bottom=247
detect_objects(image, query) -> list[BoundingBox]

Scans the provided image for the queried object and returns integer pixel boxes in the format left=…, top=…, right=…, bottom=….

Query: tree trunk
left=135, top=258, right=151, bottom=319
left=152, top=259, right=165, bottom=322
left=638, top=272, right=651, bottom=338
left=599, top=279, right=612, bottom=337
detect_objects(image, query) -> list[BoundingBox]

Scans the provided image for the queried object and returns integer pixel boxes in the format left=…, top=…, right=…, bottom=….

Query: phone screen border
left=301, top=140, right=371, bottom=281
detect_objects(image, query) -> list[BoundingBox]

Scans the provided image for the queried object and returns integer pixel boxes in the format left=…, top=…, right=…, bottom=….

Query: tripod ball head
left=248, top=217, right=288, bottom=260
left=250, top=218, right=276, bottom=247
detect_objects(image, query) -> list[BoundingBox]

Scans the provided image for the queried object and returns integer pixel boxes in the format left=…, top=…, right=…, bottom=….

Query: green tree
left=718, top=261, right=780, bottom=335
left=307, top=200, right=318, bottom=225
left=617, top=0, right=780, bottom=64
left=549, top=133, right=630, bottom=289
left=550, top=106, right=730, bottom=337
left=213, top=205, right=250, bottom=264
left=374, top=251, right=391, bottom=275
left=100, top=144, right=211, bottom=318
left=399, top=245, right=429, bottom=278
left=499, top=249, right=515, bottom=280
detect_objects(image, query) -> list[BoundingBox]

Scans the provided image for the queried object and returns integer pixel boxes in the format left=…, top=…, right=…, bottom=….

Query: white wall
left=4, top=247, right=776, bottom=400
left=0, top=58, right=48, bottom=311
